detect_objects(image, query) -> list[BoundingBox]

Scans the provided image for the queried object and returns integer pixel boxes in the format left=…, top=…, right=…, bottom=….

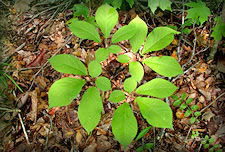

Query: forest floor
left=0, top=1, right=225, bottom=152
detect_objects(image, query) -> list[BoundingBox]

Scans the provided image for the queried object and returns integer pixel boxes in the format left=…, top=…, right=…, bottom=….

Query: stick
left=200, top=92, right=225, bottom=113
left=18, top=113, right=30, bottom=144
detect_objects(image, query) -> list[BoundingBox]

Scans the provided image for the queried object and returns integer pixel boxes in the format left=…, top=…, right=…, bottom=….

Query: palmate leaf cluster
left=48, top=4, right=184, bottom=149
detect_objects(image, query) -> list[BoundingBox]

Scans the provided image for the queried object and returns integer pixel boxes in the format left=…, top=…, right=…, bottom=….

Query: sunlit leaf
left=136, top=78, right=177, bottom=98
left=95, top=4, right=118, bottom=38
left=88, top=60, right=102, bottom=78
left=49, top=54, right=87, bottom=75
left=129, top=61, right=144, bottom=83
left=129, top=16, right=148, bottom=53
left=78, top=87, right=103, bottom=134
left=142, top=27, right=180, bottom=54
left=95, top=76, right=111, bottom=91
left=136, top=97, right=173, bottom=128
left=112, top=102, right=138, bottom=148
left=68, top=21, right=101, bottom=42
left=48, top=77, right=85, bottom=108
left=143, top=56, right=183, bottom=77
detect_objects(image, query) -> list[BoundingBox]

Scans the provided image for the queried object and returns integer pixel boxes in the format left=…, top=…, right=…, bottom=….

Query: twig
left=200, top=92, right=225, bottom=113
left=172, top=60, right=201, bottom=82
left=0, top=107, right=21, bottom=112
left=182, top=20, right=197, bottom=68
left=18, top=113, right=30, bottom=144
left=177, top=0, right=185, bottom=62
left=181, top=126, right=192, bottom=150
left=195, top=46, right=210, bottom=56
left=15, top=42, right=26, bottom=52
left=28, top=34, right=73, bottom=91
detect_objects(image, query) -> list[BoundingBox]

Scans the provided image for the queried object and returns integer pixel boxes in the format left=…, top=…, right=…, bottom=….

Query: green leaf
left=48, top=77, right=85, bottom=108
left=194, top=111, right=201, bottom=117
left=126, top=0, right=134, bottom=8
left=78, top=87, right=103, bottom=134
left=95, top=4, right=118, bottom=38
left=136, top=97, right=173, bottom=128
left=171, top=95, right=179, bottom=100
left=95, top=76, right=111, bottom=91
left=109, top=90, right=125, bottom=103
left=104, top=0, right=123, bottom=9
left=181, top=28, right=192, bottom=35
left=129, top=61, right=144, bottom=83
left=209, top=147, right=214, bottom=152
left=173, top=99, right=182, bottom=106
left=137, top=143, right=153, bottom=152
left=203, top=144, right=209, bottom=149
left=205, top=135, right=209, bottom=140
left=148, top=0, right=172, bottom=14
left=136, top=78, right=177, bottom=98
left=209, top=138, right=215, bottom=144
left=213, top=144, right=219, bottom=148
left=88, top=60, right=102, bottom=78
left=124, top=77, right=137, bottom=93
left=186, top=98, right=194, bottom=104
left=112, top=102, right=138, bottom=148
left=211, top=17, right=225, bottom=41
left=190, top=117, right=196, bottom=124
left=142, top=27, right=180, bottom=54
left=185, top=0, right=210, bottom=25
left=72, top=4, right=89, bottom=18
left=68, top=20, right=101, bottom=42
left=135, top=126, right=152, bottom=141
left=191, top=105, right=199, bottom=111
left=49, top=54, right=87, bottom=75
left=129, top=16, right=148, bottom=53
left=184, top=109, right=192, bottom=117
left=181, top=93, right=187, bottom=100
left=179, top=103, right=187, bottom=110
left=143, top=56, right=183, bottom=77
left=117, top=54, right=130, bottom=63
left=112, top=24, right=137, bottom=43
left=107, top=45, right=121, bottom=54
left=95, top=48, right=109, bottom=62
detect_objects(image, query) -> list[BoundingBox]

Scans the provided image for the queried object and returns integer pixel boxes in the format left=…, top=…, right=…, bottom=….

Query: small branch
left=172, top=60, right=201, bottom=82
left=177, top=0, right=185, bottom=62
left=18, top=113, right=30, bottom=144
left=182, top=20, right=197, bottom=68
left=200, top=92, right=225, bottom=113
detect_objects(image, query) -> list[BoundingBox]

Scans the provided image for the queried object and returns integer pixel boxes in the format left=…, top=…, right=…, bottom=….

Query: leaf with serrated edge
left=49, top=54, right=87, bottom=75
left=129, top=16, right=148, bottom=53
left=107, top=45, right=121, bottom=54
left=112, top=24, right=137, bottom=43
left=185, top=1, right=210, bottom=25
left=95, top=4, right=118, bottom=38
left=95, top=48, right=109, bottom=63
left=142, top=27, right=180, bottom=54
left=78, top=87, right=103, bottom=134
left=143, top=56, right=183, bottom=77
left=112, top=102, right=138, bottom=148
left=88, top=60, right=102, bottom=78
left=129, top=62, right=144, bottom=83
left=68, top=21, right=101, bottom=42
left=136, top=78, right=177, bottom=98
left=136, top=97, right=173, bottom=128
left=95, top=77, right=111, bottom=91
left=48, top=77, right=85, bottom=108
left=109, top=90, right=125, bottom=103
left=124, top=77, right=137, bottom=93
